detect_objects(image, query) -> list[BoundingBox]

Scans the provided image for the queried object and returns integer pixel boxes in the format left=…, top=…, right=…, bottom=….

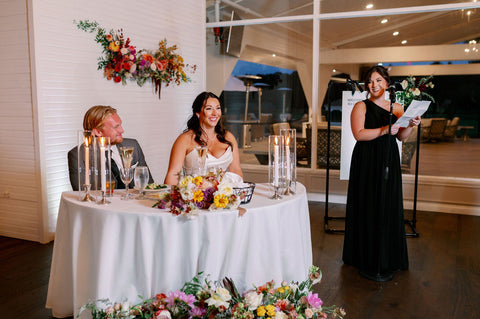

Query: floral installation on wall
left=78, top=265, right=346, bottom=319
left=75, top=20, right=197, bottom=98
left=397, top=75, right=435, bottom=108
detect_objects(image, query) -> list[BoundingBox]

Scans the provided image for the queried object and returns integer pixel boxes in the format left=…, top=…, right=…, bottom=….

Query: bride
left=164, top=91, right=243, bottom=185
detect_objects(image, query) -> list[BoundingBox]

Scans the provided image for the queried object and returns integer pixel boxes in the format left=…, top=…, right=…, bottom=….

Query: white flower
left=178, top=176, right=193, bottom=188
left=125, top=72, right=132, bottom=78
left=180, top=188, right=193, bottom=200
left=276, top=311, right=288, bottom=319
left=121, top=301, right=130, bottom=314
left=120, top=47, right=129, bottom=55
left=244, top=291, right=263, bottom=311
left=401, top=79, right=408, bottom=90
left=150, top=63, right=157, bottom=71
left=217, top=181, right=233, bottom=196
left=206, top=287, right=231, bottom=309
left=156, top=309, right=172, bottom=319
left=130, top=63, right=137, bottom=73
left=413, top=88, right=421, bottom=96
left=129, top=54, right=135, bottom=60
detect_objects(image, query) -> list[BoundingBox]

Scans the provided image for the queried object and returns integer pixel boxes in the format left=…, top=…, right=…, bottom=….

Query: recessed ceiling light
left=393, top=31, right=399, bottom=36
left=333, top=69, right=337, bottom=73
left=401, top=40, right=407, bottom=44
left=465, top=48, right=470, bottom=53
left=272, top=54, right=276, bottom=57
left=366, top=4, right=373, bottom=9
left=467, top=10, right=472, bottom=15
left=381, top=19, right=388, bottom=24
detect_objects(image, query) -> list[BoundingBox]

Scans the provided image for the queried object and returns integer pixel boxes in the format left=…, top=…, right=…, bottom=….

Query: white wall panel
left=28, top=0, right=205, bottom=241
left=0, top=0, right=40, bottom=242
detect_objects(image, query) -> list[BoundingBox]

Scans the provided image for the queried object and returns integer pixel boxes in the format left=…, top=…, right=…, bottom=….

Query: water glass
left=134, top=166, right=150, bottom=199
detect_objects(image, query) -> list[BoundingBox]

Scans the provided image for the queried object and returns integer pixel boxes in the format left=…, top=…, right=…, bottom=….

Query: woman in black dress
left=342, top=65, right=421, bottom=281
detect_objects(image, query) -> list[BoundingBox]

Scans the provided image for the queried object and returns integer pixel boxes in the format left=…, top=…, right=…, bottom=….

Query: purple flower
left=141, top=60, right=147, bottom=66
left=306, top=291, right=323, bottom=309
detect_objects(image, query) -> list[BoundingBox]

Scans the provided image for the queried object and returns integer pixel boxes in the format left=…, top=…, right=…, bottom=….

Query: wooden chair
left=401, top=126, right=418, bottom=172
left=427, top=118, right=447, bottom=142
left=443, top=117, right=459, bottom=141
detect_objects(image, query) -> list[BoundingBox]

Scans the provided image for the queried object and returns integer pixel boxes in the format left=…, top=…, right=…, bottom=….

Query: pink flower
left=165, top=290, right=195, bottom=308
left=304, top=308, right=314, bottom=318
left=306, top=291, right=323, bottom=309
left=190, top=306, right=206, bottom=318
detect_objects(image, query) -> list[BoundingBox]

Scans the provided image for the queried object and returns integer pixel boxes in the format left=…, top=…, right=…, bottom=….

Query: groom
left=68, top=105, right=154, bottom=191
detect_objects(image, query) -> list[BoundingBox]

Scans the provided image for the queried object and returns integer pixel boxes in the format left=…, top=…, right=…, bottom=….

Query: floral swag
left=79, top=265, right=346, bottom=319
left=397, top=75, right=435, bottom=108
left=75, top=20, right=196, bottom=98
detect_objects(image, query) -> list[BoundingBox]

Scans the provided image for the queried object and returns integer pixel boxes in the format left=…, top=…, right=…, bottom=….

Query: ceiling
left=206, top=0, right=480, bottom=50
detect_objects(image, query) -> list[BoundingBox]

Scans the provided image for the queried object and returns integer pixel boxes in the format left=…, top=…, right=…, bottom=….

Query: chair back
left=272, top=122, right=290, bottom=135
left=429, top=118, right=447, bottom=140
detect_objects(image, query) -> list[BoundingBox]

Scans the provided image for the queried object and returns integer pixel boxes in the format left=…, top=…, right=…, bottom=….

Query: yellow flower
left=193, top=176, right=203, bottom=186
left=256, top=306, right=266, bottom=317
left=266, top=304, right=275, bottom=317
left=178, top=176, right=193, bottom=188
left=109, top=41, right=120, bottom=52
left=193, top=190, right=204, bottom=202
left=214, top=194, right=229, bottom=208
left=277, top=287, right=285, bottom=294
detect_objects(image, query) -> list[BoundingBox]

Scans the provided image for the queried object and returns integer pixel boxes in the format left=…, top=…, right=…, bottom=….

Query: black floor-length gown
left=342, top=99, right=409, bottom=276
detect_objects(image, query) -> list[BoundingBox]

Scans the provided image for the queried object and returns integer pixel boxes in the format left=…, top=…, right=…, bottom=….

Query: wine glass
left=119, top=167, right=134, bottom=200
left=134, top=166, right=150, bottom=199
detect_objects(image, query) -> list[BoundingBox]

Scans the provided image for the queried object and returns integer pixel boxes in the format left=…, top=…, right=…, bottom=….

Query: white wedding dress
left=184, top=146, right=233, bottom=172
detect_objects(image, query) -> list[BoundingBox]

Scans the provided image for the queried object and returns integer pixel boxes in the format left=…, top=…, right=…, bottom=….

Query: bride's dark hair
left=186, top=91, right=232, bottom=148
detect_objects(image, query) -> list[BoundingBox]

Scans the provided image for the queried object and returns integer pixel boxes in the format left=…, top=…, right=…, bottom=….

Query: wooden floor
left=240, top=137, right=480, bottom=179
left=1, top=203, right=480, bottom=319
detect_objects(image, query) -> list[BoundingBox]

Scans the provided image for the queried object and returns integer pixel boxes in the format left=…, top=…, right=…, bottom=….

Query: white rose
left=120, top=47, right=129, bottom=55
left=150, top=63, right=157, bottom=71
left=244, top=291, right=263, bottom=311
left=180, top=188, right=193, bottom=200
left=217, top=181, right=233, bottom=196
left=276, top=311, right=288, bottom=319
left=401, top=79, right=408, bottom=90
left=178, top=176, right=193, bottom=188
left=156, top=309, right=172, bottom=319
left=413, top=88, right=421, bottom=96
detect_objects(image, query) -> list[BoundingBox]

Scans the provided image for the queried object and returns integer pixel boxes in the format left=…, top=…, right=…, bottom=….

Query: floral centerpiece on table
left=75, top=20, right=196, bottom=98
left=397, top=75, right=435, bottom=108
left=78, top=265, right=346, bottom=319
left=153, top=171, right=240, bottom=216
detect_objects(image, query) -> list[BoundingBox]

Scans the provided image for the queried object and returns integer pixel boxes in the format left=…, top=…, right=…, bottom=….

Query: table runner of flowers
left=75, top=20, right=196, bottom=98
left=78, top=265, right=346, bottom=319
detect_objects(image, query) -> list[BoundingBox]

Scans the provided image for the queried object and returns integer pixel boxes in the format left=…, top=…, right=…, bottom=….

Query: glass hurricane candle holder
left=94, top=136, right=111, bottom=204
left=77, top=130, right=96, bottom=201
left=268, top=135, right=286, bottom=199
left=280, top=128, right=296, bottom=195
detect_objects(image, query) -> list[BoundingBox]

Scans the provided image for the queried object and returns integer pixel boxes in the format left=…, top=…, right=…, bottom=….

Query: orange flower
left=143, top=54, right=154, bottom=63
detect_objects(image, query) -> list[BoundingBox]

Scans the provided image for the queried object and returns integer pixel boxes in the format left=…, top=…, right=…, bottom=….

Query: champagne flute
left=119, top=167, right=134, bottom=200
left=119, top=146, right=134, bottom=169
left=134, top=166, right=149, bottom=199
left=197, top=146, right=208, bottom=175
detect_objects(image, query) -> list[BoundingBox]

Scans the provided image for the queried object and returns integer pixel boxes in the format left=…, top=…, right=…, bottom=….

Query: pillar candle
left=99, top=137, right=106, bottom=192
left=274, top=136, right=279, bottom=186
left=84, top=137, right=90, bottom=186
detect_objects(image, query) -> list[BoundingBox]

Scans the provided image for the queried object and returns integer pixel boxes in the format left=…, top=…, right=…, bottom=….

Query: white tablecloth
left=46, top=183, right=312, bottom=318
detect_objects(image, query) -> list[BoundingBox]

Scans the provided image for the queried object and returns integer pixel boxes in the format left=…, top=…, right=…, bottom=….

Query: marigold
left=256, top=306, right=266, bottom=317
left=266, top=304, right=275, bottom=317
left=214, top=194, right=229, bottom=208
left=193, top=190, right=204, bottom=202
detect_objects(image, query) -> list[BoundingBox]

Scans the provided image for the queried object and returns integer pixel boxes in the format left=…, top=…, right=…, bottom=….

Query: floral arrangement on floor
left=153, top=171, right=240, bottom=215
left=78, top=265, right=346, bottom=319
left=75, top=20, right=196, bottom=98
left=397, top=75, right=435, bottom=108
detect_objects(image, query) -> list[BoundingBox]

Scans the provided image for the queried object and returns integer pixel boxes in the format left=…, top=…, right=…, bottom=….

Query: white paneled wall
left=0, top=0, right=41, bottom=241
left=0, top=0, right=205, bottom=242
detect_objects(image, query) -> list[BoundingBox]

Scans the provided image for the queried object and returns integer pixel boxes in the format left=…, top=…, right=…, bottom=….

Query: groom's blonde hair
left=83, top=105, right=117, bottom=131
